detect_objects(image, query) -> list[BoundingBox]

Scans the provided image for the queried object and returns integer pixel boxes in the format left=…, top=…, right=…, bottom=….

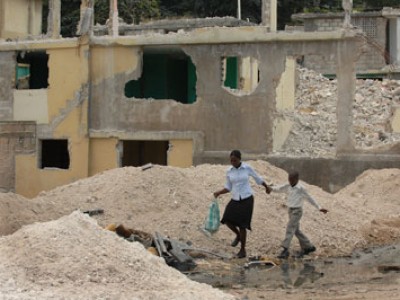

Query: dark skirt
left=221, top=195, right=254, bottom=230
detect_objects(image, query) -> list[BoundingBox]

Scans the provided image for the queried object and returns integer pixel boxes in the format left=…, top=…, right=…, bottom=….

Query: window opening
left=121, top=140, right=169, bottom=167
left=40, top=139, right=70, bottom=169
left=221, top=56, right=260, bottom=95
left=125, top=50, right=197, bottom=104
left=16, top=51, right=49, bottom=90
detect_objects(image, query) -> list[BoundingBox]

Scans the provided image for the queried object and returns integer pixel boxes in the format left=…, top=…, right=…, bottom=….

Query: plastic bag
left=203, top=198, right=220, bottom=234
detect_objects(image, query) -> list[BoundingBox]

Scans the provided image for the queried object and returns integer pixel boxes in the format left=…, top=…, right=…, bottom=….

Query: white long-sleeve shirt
left=271, top=183, right=321, bottom=210
left=224, top=162, right=265, bottom=201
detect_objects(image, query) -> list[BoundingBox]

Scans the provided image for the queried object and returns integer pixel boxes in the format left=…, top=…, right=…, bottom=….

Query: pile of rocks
left=274, top=67, right=400, bottom=157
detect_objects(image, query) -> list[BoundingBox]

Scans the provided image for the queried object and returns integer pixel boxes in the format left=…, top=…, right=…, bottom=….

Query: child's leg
left=282, top=207, right=302, bottom=249
left=295, top=227, right=314, bottom=250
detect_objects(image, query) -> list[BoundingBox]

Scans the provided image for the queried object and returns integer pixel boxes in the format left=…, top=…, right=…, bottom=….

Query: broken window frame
left=39, top=139, right=70, bottom=170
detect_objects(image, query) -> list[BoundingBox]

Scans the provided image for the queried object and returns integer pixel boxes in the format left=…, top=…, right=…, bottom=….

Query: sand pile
left=1, top=161, right=399, bottom=259
left=1, top=162, right=399, bottom=298
left=0, top=211, right=235, bottom=300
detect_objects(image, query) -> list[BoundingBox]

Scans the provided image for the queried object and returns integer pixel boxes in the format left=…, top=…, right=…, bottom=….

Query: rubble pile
left=275, top=67, right=400, bottom=157
left=0, top=211, right=235, bottom=300
left=0, top=162, right=399, bottom=298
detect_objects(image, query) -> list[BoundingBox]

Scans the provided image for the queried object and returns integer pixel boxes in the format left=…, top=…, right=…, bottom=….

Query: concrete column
left=336, top=40, right=357, bottom=155
left=389, top=17, right=400, bottom=65
left=262, top=0, right=277, bottom=32
left=342, top=0, right=353, bottom=27
left=108, top=0, right=119, bottom=37
left=77, top=0, right=94, bottom=36
left=46, top=0, right=61, bottom=38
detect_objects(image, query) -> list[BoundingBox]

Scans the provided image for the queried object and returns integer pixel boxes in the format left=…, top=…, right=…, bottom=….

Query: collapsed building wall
left=0, top=0, right=399, bottom=197
left=292, top=12, right=390, bottom=77
left=89, top=29, right=360, bottom=165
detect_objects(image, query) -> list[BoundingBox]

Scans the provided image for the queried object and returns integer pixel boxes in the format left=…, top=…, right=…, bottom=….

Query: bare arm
left=213, top=188, right=229, bottom=198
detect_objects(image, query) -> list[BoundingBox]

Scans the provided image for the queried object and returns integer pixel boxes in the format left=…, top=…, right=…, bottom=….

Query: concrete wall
left=89, top=138, right=119, bottom=176
left=2, top=27, right=397, bottom=197
left=0, top=0, right=42, bottom=39
left=13, top=90, right=49, bottom=123
left=0, top=52, right=15, bottom=120
left=89, top=30, right=360, bottom=164
left=15, top=43, right=90, bottom=198
left=267, top=156, right=400, bottom=193
left=389, top=18, right=400, bottom=65
left=274, top=57, right=296, bottom=151
left=0, top=122, right=36, bottom=192
left=168, top=139, right=193, bottom=167
left=392, top=107, right=400, bottom=132
left=300, top=15, right=387, bottom=74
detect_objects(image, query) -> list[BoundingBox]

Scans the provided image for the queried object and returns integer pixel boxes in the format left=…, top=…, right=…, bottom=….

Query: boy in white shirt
left=270, top=171, right=328, bottom=259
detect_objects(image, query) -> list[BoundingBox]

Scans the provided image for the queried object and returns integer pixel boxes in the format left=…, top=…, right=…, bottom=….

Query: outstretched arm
left=303, top=188, right=328, bottom=213
left=262, top=181, right=271, bottom=194
left=214, top=188, right=229, bottom=198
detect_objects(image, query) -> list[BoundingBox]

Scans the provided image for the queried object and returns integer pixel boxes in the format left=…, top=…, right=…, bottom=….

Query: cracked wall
left=11, top=43, right=90, bottom=197
left=89, top=30, right=361, bottom=164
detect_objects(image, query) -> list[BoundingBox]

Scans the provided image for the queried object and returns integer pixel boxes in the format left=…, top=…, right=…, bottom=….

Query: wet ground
left=186, top=244, right=400, bottom=298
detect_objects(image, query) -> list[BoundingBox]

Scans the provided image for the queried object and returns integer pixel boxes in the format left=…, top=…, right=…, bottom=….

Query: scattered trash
left=141, top=163, right=153, bottom=171
left=106, top=224, right=229, bottom=272
left=82, top=208, right=104, bottom=216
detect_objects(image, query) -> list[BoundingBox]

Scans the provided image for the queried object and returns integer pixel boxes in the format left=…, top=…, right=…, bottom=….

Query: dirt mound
left=361, top=217, right=400, bottom=246
left=335, top=168, right=400, bottom=208
left=0, top=211, right=235, bottom=300
left=2, top=161, right=399, bottom=259
left=0, top=192, right=50, bottom=235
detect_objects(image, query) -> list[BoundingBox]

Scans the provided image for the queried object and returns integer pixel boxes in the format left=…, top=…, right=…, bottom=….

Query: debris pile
left=0, top=211, right=235, bottom=300
left=275, top=67, right=400, bottom=157
left=0, top=162, right=399, bottom=298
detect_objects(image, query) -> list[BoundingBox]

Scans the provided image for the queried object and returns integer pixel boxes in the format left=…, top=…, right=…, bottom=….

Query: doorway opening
left=121, top=140, right=169, bottom=167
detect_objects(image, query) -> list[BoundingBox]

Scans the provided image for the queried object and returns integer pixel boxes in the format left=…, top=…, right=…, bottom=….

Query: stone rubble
left=274, top=67, right=400, bottom=157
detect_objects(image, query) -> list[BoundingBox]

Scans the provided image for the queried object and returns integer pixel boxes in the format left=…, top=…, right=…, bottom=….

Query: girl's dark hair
left=230, top=150, right=241, bottom=160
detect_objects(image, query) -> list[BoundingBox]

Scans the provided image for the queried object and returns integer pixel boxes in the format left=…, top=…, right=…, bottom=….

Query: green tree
left=119, top=0, right=160, bottom=24
left=94, top=0, right=160, bottom=25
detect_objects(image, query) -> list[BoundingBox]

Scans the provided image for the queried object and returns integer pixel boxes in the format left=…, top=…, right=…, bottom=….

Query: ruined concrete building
left=0, top=0, right=399, bottom=197
left=291, top=7, right=400, bottom=79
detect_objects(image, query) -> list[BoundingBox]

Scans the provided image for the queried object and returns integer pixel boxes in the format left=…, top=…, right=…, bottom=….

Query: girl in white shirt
left=214, top=150, right=270, bottom=258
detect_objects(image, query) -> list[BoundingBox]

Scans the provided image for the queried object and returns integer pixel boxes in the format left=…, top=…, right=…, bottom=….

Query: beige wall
left=15, top=45, right=90, bottom=198
left=0, top=0, right=42, bottom=39
left=89, top=138, right=119, bottom=176
left=91, top=46, right=140, bottom=84
left=168, top=139, right=193, bottom=167
left=273, top=57, right=296, bottom=151
left=13, top=89, right=49, bottom=124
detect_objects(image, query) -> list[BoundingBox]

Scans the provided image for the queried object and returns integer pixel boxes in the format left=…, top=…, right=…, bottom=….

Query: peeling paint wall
left=15, top=44, right=90, bottom=198
left=89, top=31, right=360, bottom=163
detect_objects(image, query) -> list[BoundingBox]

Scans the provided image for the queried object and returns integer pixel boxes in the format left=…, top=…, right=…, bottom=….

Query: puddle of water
left=186, top=249, right=400, bottom=290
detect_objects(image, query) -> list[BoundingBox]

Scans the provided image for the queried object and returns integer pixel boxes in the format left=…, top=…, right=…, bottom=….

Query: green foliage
left=60, top=0, right=81, bottom=37
left=119, top=0, right=160, bottom=24
left=94, top=0, right=109, bottom=25
left=44, top=0, right=400, bottom=35
left=94, top=0, right=160, bottom=25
